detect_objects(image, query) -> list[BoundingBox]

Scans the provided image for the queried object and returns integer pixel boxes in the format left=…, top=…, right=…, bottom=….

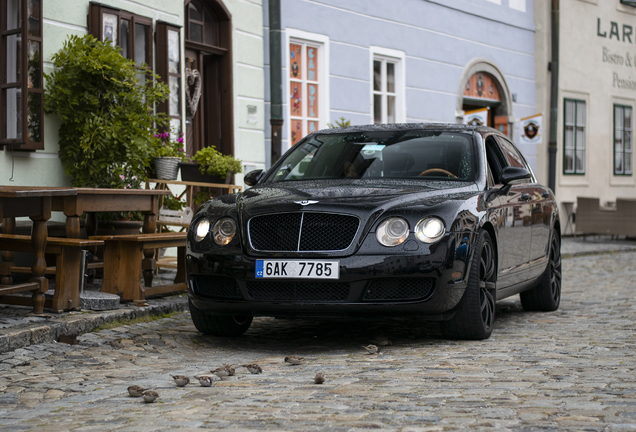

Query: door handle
left=520, top=193, right=532, bottom=201
left=541, top=191, right=550, bottom=199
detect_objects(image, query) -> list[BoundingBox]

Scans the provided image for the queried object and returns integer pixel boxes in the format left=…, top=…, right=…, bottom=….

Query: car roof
left=312, top=123, right=499, bottom=137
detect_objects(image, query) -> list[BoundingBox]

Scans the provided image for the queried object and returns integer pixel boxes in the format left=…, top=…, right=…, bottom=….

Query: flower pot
left=153, top=157, right=180, bottom=180
left=178, top=162, right=230, bottom=184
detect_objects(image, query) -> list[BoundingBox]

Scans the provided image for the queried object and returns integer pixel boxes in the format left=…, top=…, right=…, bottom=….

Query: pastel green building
left=0, top=0, right=265, bottom=192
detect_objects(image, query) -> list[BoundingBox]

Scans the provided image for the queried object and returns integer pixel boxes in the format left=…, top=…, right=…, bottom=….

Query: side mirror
left=499, top=166, right=531, bottom=185
left=244, top=169, right=264, bottom=186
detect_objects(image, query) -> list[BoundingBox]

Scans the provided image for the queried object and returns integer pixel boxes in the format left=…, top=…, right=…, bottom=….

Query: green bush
left=44, top=35, right=169, bottom=188
left=191, top=146, right=243, bottom=178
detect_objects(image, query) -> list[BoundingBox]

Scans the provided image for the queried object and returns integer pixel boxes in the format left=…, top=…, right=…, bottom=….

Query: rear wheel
left=441, top=230, right=496, bottom=340
left=520, top=231, right=561, bottom=311
left=189, top=299, right=253, bottom=336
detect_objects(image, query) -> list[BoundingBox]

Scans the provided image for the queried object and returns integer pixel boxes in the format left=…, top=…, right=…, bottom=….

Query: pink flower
left=177, top=137, right=184, bottom=143
left=132, top=176, right=137, bottom=180
left=119, top=174, right=125, bottom=180
left=178, top=148, right=183, bottom=152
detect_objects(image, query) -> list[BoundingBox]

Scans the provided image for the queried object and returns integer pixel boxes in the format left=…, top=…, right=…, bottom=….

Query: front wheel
left=440, top=230, right=496, bottom=340
left=189, top=299, right=253, bottom=336
left=520, top=231, right=561, bottom=311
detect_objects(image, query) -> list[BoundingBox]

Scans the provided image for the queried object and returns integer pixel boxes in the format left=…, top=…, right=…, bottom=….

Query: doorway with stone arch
left=456, top=59, right=513, bottom=137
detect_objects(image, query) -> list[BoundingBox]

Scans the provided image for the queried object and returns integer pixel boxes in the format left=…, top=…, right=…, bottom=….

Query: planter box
left=178, top=162, right=230, bottom=184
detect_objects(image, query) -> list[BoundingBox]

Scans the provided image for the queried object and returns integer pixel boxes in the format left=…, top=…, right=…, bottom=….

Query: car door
left=485, top=135, right=532, bottom=287
left=495, top=136, right=550, bottom=278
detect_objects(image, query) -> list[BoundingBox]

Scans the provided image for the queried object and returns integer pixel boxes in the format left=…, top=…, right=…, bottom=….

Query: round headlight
left=194, top=218, right=210, bottom=242
left=376, top=217, right=409, bottom=247
left=415, top=217, right=445, bottom=243
left=212, top=217, right=237, bottom=246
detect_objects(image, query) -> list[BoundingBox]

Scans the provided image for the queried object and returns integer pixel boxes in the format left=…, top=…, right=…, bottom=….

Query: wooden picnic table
left=0, top=186, right=77, bottom=314
left=1, top=187, right=172, bottom=312
left=50, top=188, right=172, bottom=298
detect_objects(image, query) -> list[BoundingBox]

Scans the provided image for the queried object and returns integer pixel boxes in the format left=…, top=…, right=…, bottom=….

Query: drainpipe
left=548, top=0, right=559, bottom=194
left=269, top=0, right=283, bottom=165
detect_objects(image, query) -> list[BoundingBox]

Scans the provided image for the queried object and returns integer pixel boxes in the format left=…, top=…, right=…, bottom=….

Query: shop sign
left=520, top=114, right=542, bottom=144
left=463, top=107, right=489, bottom=126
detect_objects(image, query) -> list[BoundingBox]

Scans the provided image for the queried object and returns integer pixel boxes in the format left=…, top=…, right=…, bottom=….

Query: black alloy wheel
left=441, top=230, right=496, bottom=340
left=520, top=231, right=561, bottom=311
left=189, top=299, right=253, bottom=336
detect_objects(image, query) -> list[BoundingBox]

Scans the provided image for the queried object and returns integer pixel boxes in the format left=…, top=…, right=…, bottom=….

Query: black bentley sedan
left=186, top=124, right=561, bottom=340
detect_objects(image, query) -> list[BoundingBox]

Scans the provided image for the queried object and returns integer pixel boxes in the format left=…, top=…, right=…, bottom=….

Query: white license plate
left=255, top=260, right=340, bottom=279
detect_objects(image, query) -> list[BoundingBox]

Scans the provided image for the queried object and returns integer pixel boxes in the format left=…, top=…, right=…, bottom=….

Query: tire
left=520, top=231, right=561, bottom=312
left=441, top=230, right=496, bottom=340
left=189, top=299, right=253, bottom=336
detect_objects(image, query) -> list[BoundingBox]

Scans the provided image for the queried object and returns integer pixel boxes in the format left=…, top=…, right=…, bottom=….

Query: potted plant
left=180, top=146, right=243, bottom=184
left=44, top=34, right=169, bottom=189
left=150, top=132, right=186, bottom=180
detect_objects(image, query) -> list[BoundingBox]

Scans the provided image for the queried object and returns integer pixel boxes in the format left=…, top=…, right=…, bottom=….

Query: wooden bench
left=89, top=232, right=187, bottom=302
left=0, top=234, right=104, bottom=312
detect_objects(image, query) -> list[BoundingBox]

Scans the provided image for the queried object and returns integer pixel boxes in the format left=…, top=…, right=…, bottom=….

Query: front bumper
left=187, top=233, right=473, bottom=320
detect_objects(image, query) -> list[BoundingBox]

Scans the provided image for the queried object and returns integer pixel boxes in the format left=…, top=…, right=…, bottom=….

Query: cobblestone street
left=0, top=250, right=635, bottom=431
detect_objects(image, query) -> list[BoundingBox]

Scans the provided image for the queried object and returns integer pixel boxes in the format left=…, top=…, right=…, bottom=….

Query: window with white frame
left=289, top=40, right=321, bottom=145
left=614, top=104, right=633, bottom=175
left=372, top=53, right=403, bottom=124
left=563, top=99, right=586, bottom=174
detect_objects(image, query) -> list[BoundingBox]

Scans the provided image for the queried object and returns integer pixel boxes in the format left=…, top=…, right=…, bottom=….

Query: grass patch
left=92, top=312, right=179, bottom=332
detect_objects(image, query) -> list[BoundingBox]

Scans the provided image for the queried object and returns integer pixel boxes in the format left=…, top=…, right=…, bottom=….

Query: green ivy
left=44, top=35, right=169, bottom=188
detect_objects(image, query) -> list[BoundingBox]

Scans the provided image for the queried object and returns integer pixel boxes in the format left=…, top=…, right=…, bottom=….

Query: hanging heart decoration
left=185, top=67, right=202, bottom=119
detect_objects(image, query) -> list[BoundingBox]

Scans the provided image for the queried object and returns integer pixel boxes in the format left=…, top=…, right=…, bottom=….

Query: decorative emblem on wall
left=476, top=73, right=484, bottom=97
left=185, top=58, right=202, bottom=119
left=524, top=121, right=539, bottom=139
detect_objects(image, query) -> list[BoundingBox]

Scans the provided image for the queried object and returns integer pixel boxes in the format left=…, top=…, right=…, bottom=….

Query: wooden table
left=0, top=186, right=77, bottom=314
left=51, top=188, right=172, bottom=296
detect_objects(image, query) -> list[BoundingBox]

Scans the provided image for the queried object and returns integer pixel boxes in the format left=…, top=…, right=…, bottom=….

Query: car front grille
left=191, top=275, right=242, bottom=299
left=363, top=278, right=435, bottom=301
left=248, top=212, right=359, bottom=252
left=245, top=281, right=350, bottom=302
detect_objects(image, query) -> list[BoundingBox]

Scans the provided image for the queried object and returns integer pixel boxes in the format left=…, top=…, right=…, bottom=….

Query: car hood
left=238, top=179, right=480, bottom=218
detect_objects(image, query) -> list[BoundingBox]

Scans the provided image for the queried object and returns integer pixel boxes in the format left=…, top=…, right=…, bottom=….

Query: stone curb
left=562, top=246, right=636, bottom=259
left=0, top=296, right=188, bottom=354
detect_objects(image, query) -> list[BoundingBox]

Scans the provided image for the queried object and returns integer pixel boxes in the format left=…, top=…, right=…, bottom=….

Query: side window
left=156, top=22, right=182, bottom=137
left=289, top=39, right=323, bottom=145
left=496, top=136, right=525, bottom=168
left=0, top=0, right=44, bottom=150
left=88, top=2, right=153, bottom=71
left=485, top=136, right=506, bottom=186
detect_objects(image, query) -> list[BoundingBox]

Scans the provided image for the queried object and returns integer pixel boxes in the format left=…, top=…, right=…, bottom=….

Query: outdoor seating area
left=575, top=197, right=636, bottom=237
left=0, top=186, right=192, bottom=315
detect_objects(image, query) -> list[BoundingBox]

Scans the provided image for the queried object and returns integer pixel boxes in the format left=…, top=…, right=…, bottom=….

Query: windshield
left=267, top=130, right=475, bottom=183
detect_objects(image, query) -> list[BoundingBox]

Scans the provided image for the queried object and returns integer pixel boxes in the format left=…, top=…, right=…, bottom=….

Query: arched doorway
left=456, top=59, right=512, bottom=137
left=184, top=0, right=233, bottom=158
